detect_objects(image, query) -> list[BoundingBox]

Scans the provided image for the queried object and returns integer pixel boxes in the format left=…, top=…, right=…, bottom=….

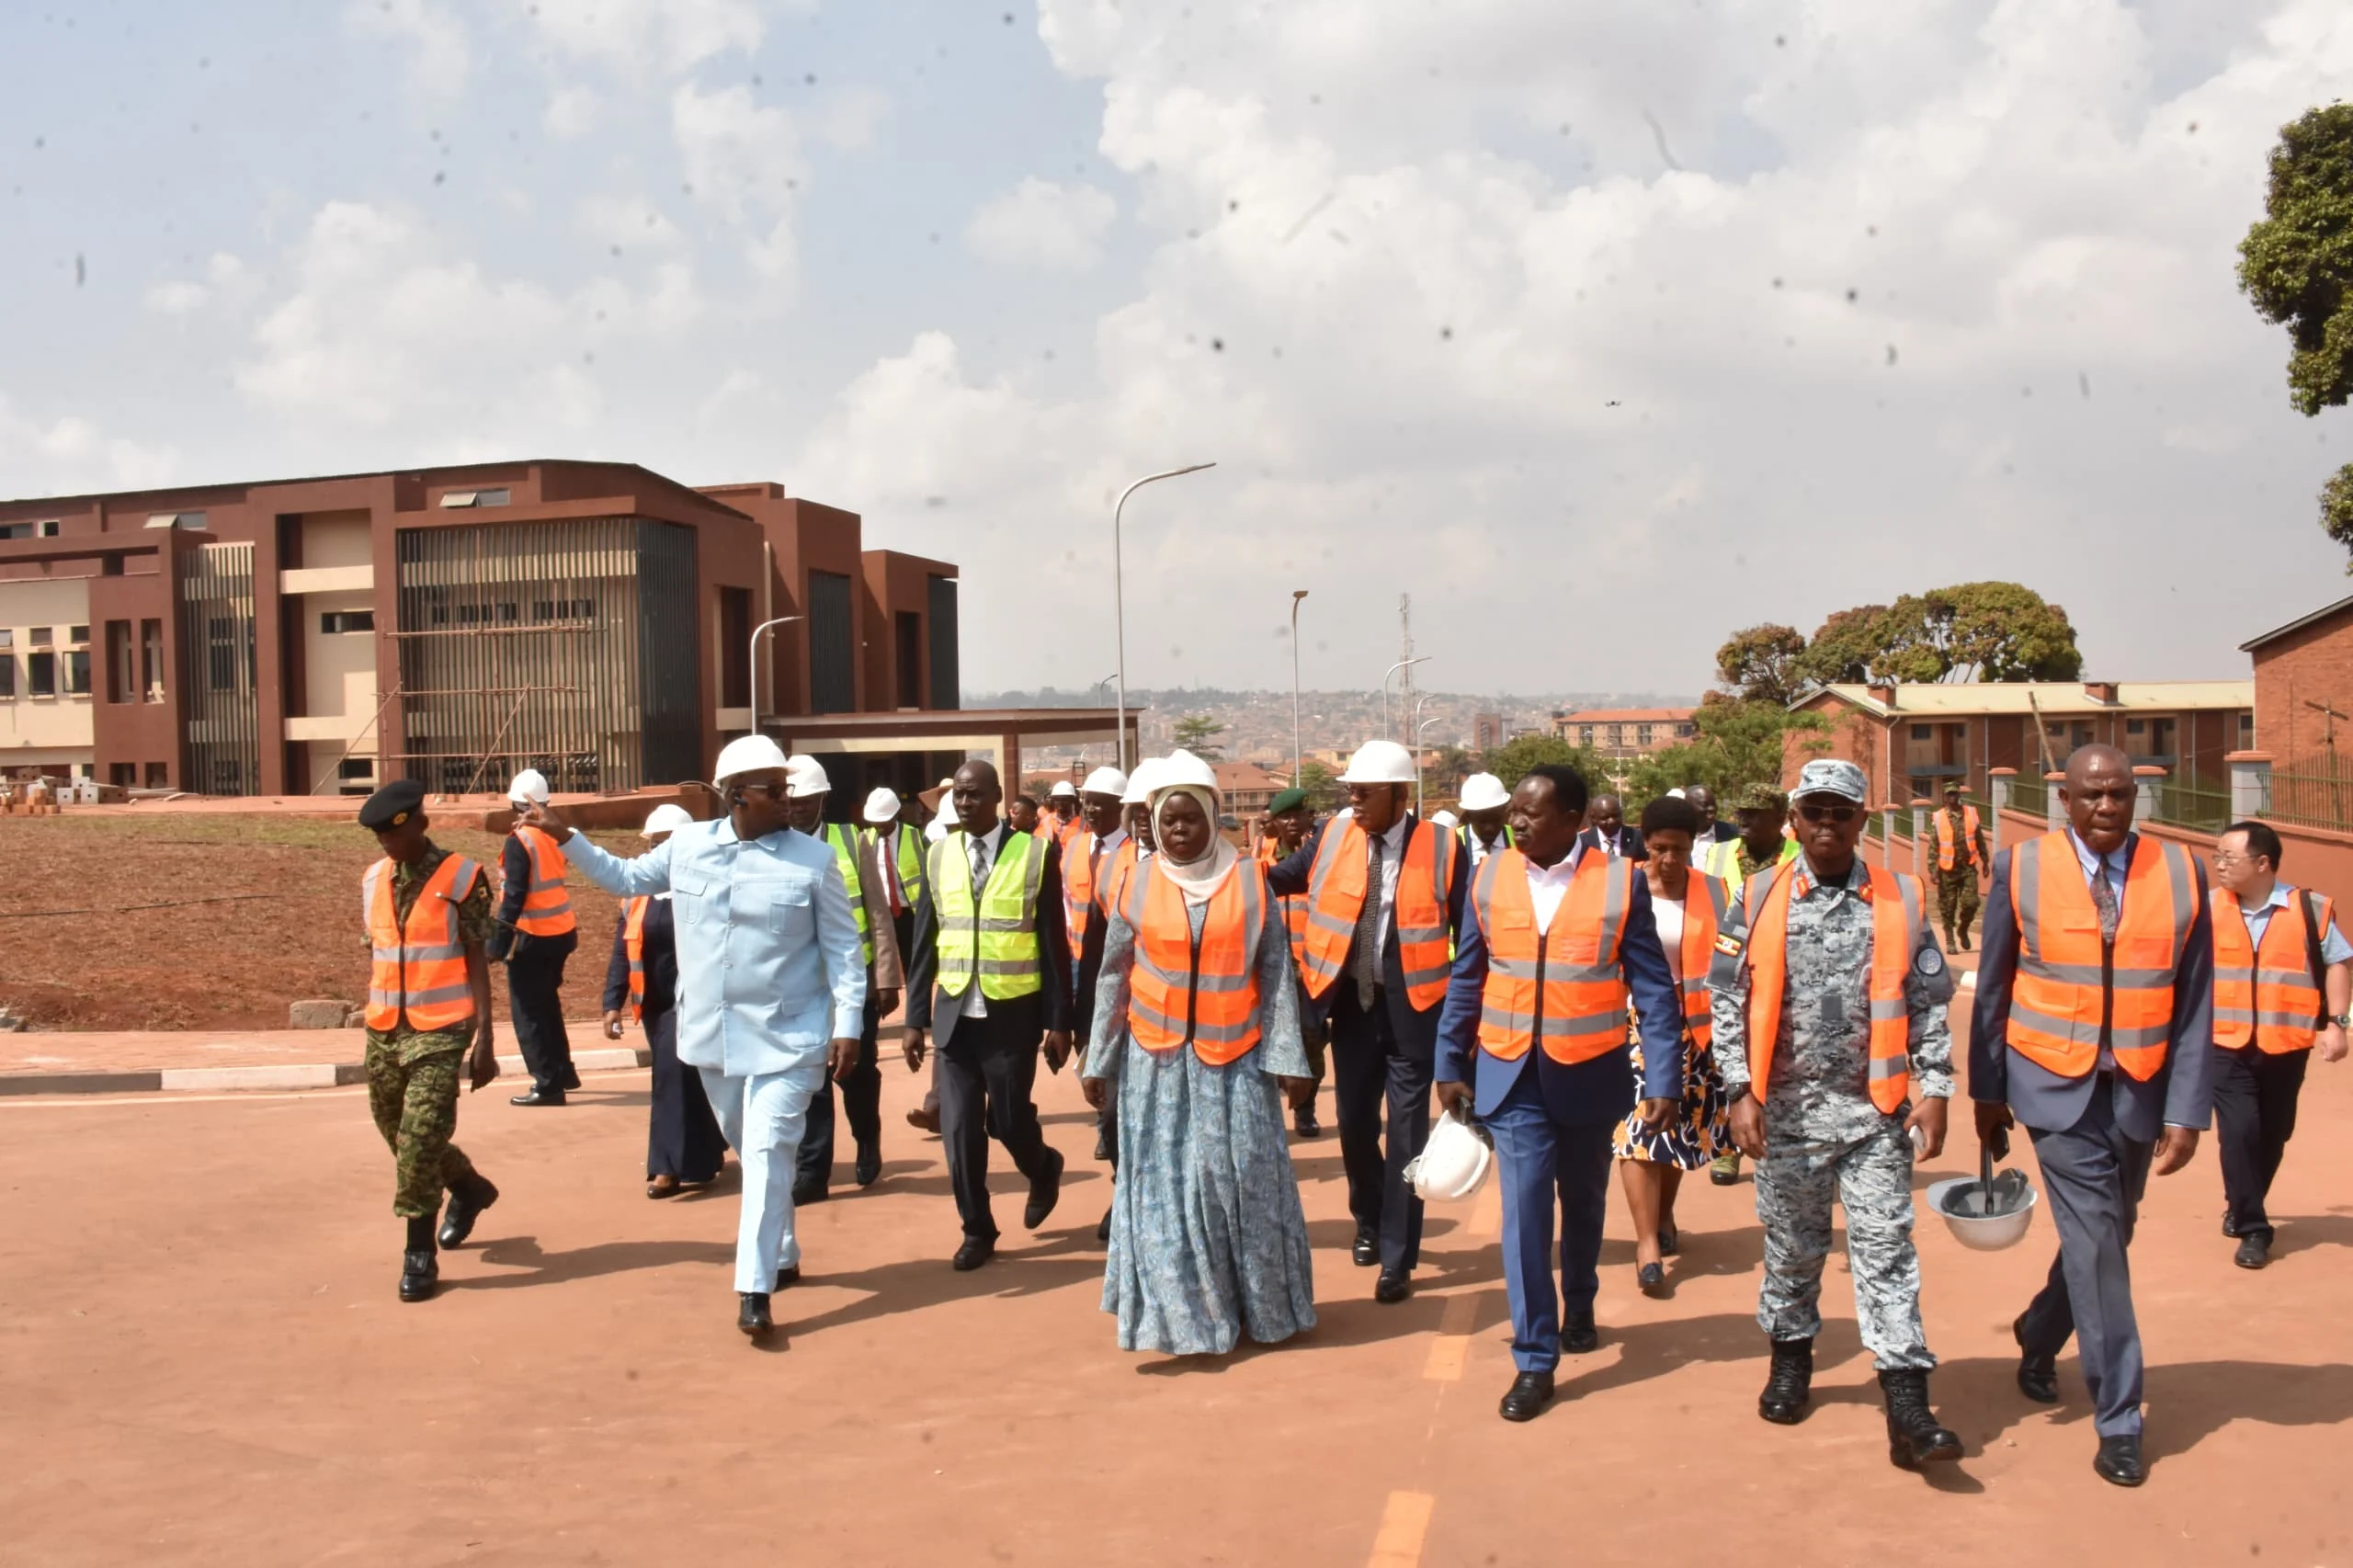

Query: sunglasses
left=732, top=780, right=790, bottom=800
left=1795, top=801, right=1862, bottom=824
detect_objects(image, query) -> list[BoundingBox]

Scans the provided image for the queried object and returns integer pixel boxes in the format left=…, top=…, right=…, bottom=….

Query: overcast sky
left=4, top=1, right=2349, bottom=698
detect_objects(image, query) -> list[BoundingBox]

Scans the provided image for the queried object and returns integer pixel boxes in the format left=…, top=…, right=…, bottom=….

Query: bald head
left=952, top=759, right=1003, bottom=835
left=2061, top=744, right=2135, bottom=853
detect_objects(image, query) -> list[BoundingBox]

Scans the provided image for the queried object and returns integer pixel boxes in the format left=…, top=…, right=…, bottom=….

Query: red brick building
left=1550, top=707, right=1697, bottom=760
left=2240, top=594, right=2353, bottom=763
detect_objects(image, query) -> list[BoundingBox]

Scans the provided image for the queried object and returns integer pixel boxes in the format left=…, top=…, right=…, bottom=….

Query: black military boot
left=398, top=1216, right=438, bottom=1303
left=438, top=1172, right=499, bottom=1248
left=1880, top=1369, right=1963, bottom=1469
left=1757, top=1338, right=1813, bottom=1424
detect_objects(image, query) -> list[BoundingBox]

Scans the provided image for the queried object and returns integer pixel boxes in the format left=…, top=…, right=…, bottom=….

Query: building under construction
left=0, top=460, right=965, bottom=800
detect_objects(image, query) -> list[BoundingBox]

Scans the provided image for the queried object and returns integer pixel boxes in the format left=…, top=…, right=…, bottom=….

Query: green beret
left=1737, top=781, right=1789, bottom=812
left=358, top=779, right=426, bottom=830
left=1267, top=787, right=1309, bottom=814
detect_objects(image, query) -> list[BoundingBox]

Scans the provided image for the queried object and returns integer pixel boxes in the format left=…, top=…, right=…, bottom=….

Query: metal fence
left=2268, top=749, right=2353, bottom=833
left=2143, top=771, right=2235, bottom=835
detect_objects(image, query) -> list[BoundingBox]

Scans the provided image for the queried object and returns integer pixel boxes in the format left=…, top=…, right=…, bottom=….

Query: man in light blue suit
left=1437, top=763, right=1683, bottom=1423
left=1972, top=744, right=2212, bottom=1487
left=523, top=736, right=866, bottom=1343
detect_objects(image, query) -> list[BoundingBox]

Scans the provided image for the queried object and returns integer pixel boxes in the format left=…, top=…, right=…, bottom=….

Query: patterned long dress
left=1085, top=878, right=1318, bottom=1356
left=1611, top=888, right=1732, bottom=1169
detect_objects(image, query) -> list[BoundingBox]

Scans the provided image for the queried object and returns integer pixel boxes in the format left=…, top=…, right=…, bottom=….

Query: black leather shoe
left=1657, top=1223, right=1678, bottom=1257
left=1096, top=1208, right=1112, bottom=1244
left=1563, top=1312, right=1599, bottom=1355
left=1374, top=1269, right=1412, bottom=1304
left=437, top=1174, right=498, bottom=1249
left=774, top=1265, right=800, bottom=1291
left=2234, top=1233, right=2270, bottom=1269
left=1498, top=1369, right=1555, bottom=1423
left=1351, top=1231, right=1379, bottom=1267
left=1637, top=1262, right=1669, bottom=1298
left=792, top=1181, right=828, bottom=1207
left=1023, top=1147, right=1065, bottom=1230
left=2221, top=1210, right=2238, bottom=1238
left=1880, top=1369, right=1963, bottom=1470
left=398, top=1247, right=438, bottom=1302
left=737, top=1292, right=773, bottom=1338
left=854, top=1142, right=882, bottom=1188
left=2014, top=1314, right=2059, bottom=1404
left=2093, top=1434, right=2146, bottom=1487
left=1758, top=1337, right=1813, bottom=1424
left=508, top=1087, right=564, bottom=1107
left=1294, top=1105, right=1322, bottom=1138
left=952, top=1235, right=995, bottom=1271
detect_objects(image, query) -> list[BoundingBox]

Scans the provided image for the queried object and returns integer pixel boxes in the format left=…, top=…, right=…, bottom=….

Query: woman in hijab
left=602, top=803, right=727, bottom=1197
left=1082, top=750, right=1318, bottom=1356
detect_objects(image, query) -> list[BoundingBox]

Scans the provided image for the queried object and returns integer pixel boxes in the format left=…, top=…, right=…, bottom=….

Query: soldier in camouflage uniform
left=1932, top=782, right=1986, bottom=950
left=1710, top=758, right=1963, bottom=1471
left=358, top=780, right=502, bottom=1303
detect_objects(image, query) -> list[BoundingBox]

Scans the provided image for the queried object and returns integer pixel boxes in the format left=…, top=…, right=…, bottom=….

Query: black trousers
left=2211, top=1044, right=2310, bottom=1242
left=938, top=1009, right=1054, bottom=1241
left=797, top=993, right=883, bottom=1189
left=506, top=929, right=578, bottom=1096
left=645, top=1006, right=725, bottom=1182
left=1328, top=984, right=1432, bottom=1274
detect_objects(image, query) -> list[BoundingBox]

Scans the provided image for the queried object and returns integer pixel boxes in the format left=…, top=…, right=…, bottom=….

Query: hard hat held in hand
left=712, top=733, right=790, bottom=784
left=1404, top=1108, right=1492, bottom=1202
left=1339, top=739, right=1415, bottom=785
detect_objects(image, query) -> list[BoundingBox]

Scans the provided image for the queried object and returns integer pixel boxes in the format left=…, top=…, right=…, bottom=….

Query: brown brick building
left=1550, top=707, right=1697, bottom=760
left=2240, top=595, right=2353, bottom=764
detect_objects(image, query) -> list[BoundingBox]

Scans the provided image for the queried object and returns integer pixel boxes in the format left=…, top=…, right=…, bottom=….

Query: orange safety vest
left=1064, top=832, right=1102, bottom=962
left=1671, top=872, right=1731, bottom=1048
left=1468, top=846, right=1635, bottom=1065
left=363, top=853, right=483, bottom=1031
left=622, top=896, right=651, bottom=1021
left=2212, top=887, right=2332, bottom=1053
left=1300, top=815, right=1457, bottom=1008
left=2005, top=830, right=2199, bottom=1082
left=1934, top=805, right=1982, bottom=873
left=508, top=824, right=576, bottom=937
left=1097, top=837, right=1143, bottom=921
left=1123, top=857, right=1266, bottom=1064
left=1259, top=833, right=1311, bottom=975
left=1742, top=859, right=1922, bottom=1112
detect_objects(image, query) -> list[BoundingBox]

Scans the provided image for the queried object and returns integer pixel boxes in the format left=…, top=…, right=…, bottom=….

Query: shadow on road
left=451, top=1234, right=734, bottom=1290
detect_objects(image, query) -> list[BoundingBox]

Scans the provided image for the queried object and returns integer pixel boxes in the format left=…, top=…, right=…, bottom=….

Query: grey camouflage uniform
left=1710, top=857, right=1955, bottom=1371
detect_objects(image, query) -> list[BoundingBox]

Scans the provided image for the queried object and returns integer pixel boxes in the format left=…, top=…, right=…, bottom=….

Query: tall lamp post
left=1290, top=590, right=1309, bottom=785
left=1381, top=655, right=1430, bottom=743
left=749, top=615, right=803, bottom=734
left=1112, top=462, right=1217, bottom=771
left=1415, top=708, right=1442, bottom=815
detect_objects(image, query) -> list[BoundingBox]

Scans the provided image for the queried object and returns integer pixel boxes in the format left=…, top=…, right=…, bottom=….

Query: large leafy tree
left=1791, top=605, right=1888, bottom=687
left=1170, top=713, right=1227, bottom=760
left=1626, top=698, right=1827, bottom=801
left=2239, top=104, right=2353, bottom=564
left=1714, top=624, right=1807, bottom=706
left=1785, top=584, right=2079, bottom=687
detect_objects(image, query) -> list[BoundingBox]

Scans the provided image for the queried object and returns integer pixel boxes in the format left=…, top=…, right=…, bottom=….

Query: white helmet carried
left=1121, top=757, right=1165, bottom=805
left=785, top=754, right=830, bottom=798
left=1428, top=809, right=1459, bottom=830
left=1458, top=772, right=1509, bottom=812
left=1338, top=739, right=1415, bottom=785
left=642, top=802, right=694, bottom=839
left=507, top=767, right=551, bottom=805
left=1048, top=779, right=1077, bottom=800
left=861, top=786, right=903, bottom=825
left=712, top=733, right=790, bottom=784
left=1404, top=1109, right=1493, bottom=1202
left=1082, top=766, right=1129, bottom=799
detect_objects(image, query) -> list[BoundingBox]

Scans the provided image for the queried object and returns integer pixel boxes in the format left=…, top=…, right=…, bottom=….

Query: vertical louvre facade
left=927, top=574, right=959, bottom=710
left=392, top=518, right=698, bottom=793
left=180, top=542, right=260, bottom=795
left=809, top=569, right=855, bottom=715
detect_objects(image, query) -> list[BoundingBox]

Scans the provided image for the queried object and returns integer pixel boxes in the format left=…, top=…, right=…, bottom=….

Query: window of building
left=320, top=609, right=376, bottom=634
left=30, top=626, right=51, bottom=647
left=894, top=610, right=923, bottom=708
left=69, top=624, right=87, bottom=644
left=205, top=616, right=252, bottom=692
left=717, top=586, right=751, bottom=709
left=110, top=762, right=136, bottom=787
left=2239, top=712, right=2255, bottom=746
left=0, top=519, right=60, bottom=539
left=1606, top=725, right=1623, bottom=747
left=1911, top=723, right=1932, bottom=740
left=808, top=571, right=855, bottom=715
left=143, top=511, right=208, bottom=530
left=0, top=648, right=13, bottom=699
left=210, top=759, right=243, bottom=793
left=1637, top=723, right=1654, bottom=745
left=2126, top=719, right=2145, bottom=735
left=927, top=574, right=960, bottom=710
left=437, top=489, right=511, bottom=508
left=144, top=762, right=169, bottom=789
left=28, top=651, right=56, bottom=697
left=65, top=649, right=89, bottom=694
left=140, top=619, right=165, bottom=701
left=1578, top=725, right=1594, bottom=745
left=336, top=757, right=374, bottom=779
left=106, top=620, right=134, bottom=703
left=1677, top=722, right=1695, bottom=738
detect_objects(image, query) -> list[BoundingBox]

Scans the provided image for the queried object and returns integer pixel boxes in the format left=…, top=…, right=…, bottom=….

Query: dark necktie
left=1353, top=834, right=1383, bottom=1008
left=970, top=835, right=991, bottom=898
left=2089, top=860, right=2119, bottom=941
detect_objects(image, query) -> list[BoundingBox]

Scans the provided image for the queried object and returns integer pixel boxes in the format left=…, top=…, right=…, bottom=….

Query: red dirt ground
left=0, top=814, right=644, bottom=1031
left=2, top=1033, right=2348, bottom=1567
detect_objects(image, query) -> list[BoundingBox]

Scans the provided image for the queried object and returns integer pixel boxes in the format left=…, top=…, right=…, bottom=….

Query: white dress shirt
left=1375, top=811, right=1410, bottom=933
left=1524, top=839, right=1588, bottom=936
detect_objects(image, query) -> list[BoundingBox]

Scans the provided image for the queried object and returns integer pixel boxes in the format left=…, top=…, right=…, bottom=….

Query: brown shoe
left=905, top=1105, right=940, bottom=1134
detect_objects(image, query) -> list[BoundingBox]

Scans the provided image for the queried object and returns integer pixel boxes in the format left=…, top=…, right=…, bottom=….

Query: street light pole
left=1416, top=712, right=1442, bottom=816
left=1113, top=462, right=1217, bottom=772
left=1290, top=590, right=1309, bottom=785
left=1381, top=655, right=1430, bottom=741
left=748, top=615, right=803, bottom=733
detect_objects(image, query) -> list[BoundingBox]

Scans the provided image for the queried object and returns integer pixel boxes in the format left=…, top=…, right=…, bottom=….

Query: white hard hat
left=1048, top=779, right=1077, bottom=800
left=1338, top=739, right=1415, bottom=785
left=1121, top=757, right=1165, bottom=805
left=507, top=767, right=551, bottom=805
left=1429, top=809, right=1459, bottom=830
left=712, top=733, right=790, bottom=784
left=785, top=754, right=830, bottom=798
left=861, top=786, right=902, bottom=824
left=933, top=793, right=959, bottom=824
left=1404, top=1109, right=1493, bottom=1202
left=1082, top=766, right=1129, bottom=799
left=1150, top=748, right=1218, bottom=796
left=1458, top=771, right=1508, bottom=812
left=1666, top=787, right=1688, bottom=799
left=642, top=802, right=693, bottom=838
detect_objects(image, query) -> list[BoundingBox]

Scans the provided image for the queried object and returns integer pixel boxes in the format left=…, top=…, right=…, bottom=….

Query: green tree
left=1295, top=758, right=1341, bottom=813
left=1874, top=583, right=2082, bottom=683
left=1426, top=744, right=1473, bottom=795
left=1791, top=604, right=1888, bottom=687
left=1626, top=699, right=1828, bottom=802
left=1714, top=623, right=1808, bottom=706
left=1483, top=733, right=1616, bottom=792
left=2239, top=104, right=2353, bottom=565
left=1171, top=713, right=1227, bottom=760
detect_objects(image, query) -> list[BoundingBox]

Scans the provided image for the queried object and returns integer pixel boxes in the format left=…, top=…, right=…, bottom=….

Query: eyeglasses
left=1795, top=801, right=1862, bottom=824
left=732, top=780, right=790, bottom=800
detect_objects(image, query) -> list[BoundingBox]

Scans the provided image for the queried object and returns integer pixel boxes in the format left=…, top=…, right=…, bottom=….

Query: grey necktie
left=1353, top=834, right=1383, bottom=1008
left=970, top=834, right=990, bottom=897
left=2088, top=860, right=2119, bottom=941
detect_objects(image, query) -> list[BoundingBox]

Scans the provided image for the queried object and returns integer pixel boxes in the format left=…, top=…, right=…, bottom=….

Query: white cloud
left=523, top=0, right=777, bottom=74
left=0, top=397, right=179, bottom=495
left=542, top=84, right=601, bottom=141
left=965, top=178, right=1118, bottom=272
left=347, top=0, right=471, bottom=103
left=144, top=281, right=210, bottom=315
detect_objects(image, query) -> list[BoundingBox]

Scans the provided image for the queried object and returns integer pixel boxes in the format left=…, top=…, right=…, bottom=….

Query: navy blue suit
left=1436, top=847, right=1684, bottom=1372
left=1970, top=831, right=2214, bottom=1438
left=1268, top=810, right=1471, bottom=1273
left=1576, top=824, right=1649, bottom=862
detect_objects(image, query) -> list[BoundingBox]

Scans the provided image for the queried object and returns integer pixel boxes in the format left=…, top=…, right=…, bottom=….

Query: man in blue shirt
left=522, top=735, right=866, bottom=1342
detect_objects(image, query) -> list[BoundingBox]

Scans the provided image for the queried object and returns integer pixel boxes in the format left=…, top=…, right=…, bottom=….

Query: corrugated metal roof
left=1798, top=680, right=2251, bottom=718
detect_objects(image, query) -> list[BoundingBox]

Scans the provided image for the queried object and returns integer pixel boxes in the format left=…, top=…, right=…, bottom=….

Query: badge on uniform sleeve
left=1915, top=946, right=1944, bottom=977
left=1713, top=933, right=1745, bottom=958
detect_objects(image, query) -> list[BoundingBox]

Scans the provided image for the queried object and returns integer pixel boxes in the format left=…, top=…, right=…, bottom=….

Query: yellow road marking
left=1421, top=1291, right=1480, bottom=1381
left=1368, top=1490, right=1434, bottom=1568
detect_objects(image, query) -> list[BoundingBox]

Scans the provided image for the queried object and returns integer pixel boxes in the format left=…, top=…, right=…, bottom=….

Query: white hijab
left=1149, top=783, right=1237, bottom=906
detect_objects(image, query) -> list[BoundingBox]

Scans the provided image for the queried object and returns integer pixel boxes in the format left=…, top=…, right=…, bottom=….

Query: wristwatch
left=2333, top=1012, right=2352, bottom=1028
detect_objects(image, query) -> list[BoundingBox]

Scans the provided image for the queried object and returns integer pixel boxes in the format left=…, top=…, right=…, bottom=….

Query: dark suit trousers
left=1329, top=984, right=1432, bottom=1273
left=938, top=1008, right=1053, bottom=1240
left=1485, top=1064, right=1614, bottom=1372
left=2020, top=1084, right=2155, bottom=1437
left=797, top=992, right=883, bottom=1189
left=506, top=929, right=578, bottom=1095
left=644, top=1006, right=725, bottom=1183
left=2210, top=1044, right=2309, bottom=1243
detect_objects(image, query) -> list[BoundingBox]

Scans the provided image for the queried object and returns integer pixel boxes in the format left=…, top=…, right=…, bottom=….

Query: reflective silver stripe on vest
left=1301, top=824, right=1360, bottom=979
